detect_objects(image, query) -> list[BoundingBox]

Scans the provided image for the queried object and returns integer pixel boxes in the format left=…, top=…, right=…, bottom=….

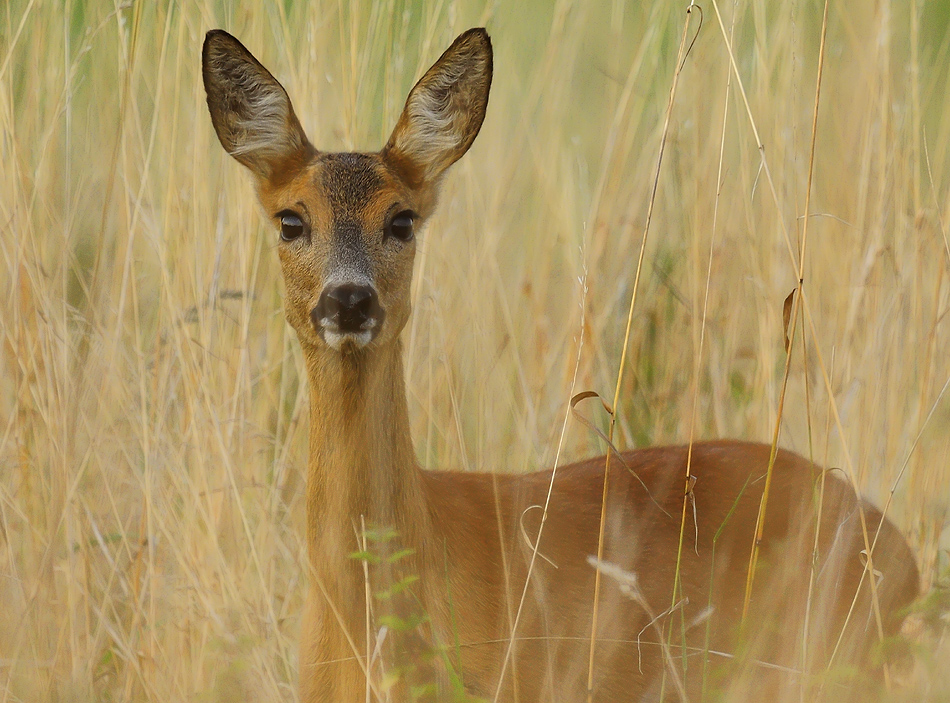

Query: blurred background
left=1, top=0, right=948, bottom=700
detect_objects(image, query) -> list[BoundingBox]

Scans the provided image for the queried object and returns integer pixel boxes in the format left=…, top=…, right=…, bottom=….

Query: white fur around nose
left=321, top=328, right=375, bottom=351
left=316, top=274, right=380, bottom=351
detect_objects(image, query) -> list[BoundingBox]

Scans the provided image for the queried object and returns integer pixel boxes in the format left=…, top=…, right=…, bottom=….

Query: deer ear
left=202, top=30, right=313, bottom=180
left=382, top=28, right=492, bottom=189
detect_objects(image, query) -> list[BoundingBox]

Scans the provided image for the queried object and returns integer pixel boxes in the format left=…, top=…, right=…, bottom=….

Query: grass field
left=2, top=0, right=949, bottom=700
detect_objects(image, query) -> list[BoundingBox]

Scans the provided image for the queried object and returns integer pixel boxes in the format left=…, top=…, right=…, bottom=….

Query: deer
left=202, top=27, right=919, bottom=703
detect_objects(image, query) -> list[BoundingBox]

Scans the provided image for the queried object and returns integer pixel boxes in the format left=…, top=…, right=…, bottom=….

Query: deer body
left=202, top=28, right=919, bottom=702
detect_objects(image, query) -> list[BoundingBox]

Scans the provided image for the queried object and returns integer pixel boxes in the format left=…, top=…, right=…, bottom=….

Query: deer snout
left=311, top=283, right=385, bottom=350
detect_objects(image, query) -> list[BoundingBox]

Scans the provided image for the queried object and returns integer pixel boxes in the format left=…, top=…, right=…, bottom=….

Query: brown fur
left=202, top=28, right=918, bottom=702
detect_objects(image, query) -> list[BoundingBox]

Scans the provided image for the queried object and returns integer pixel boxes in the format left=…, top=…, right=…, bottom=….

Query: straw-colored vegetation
left=1, top=0, right=948, bottom=700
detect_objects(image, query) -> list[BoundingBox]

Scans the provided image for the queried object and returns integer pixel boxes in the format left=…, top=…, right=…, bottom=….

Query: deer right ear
left=382, top=28, right=492, bottom=189
left=202, top=30, right=313, bottom=180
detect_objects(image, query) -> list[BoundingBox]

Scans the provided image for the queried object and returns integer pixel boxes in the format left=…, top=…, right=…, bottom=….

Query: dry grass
left=1, top=0, right=949, bottom=701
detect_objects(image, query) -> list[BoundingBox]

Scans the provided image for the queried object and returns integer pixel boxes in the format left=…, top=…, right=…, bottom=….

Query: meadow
left=1, top=0, right=949, bottom=700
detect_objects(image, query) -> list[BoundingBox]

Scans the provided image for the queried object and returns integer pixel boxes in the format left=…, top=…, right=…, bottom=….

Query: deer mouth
left=318, top=325, right=380, bottom=352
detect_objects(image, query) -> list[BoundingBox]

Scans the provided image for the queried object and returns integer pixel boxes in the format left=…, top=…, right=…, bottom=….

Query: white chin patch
left=322, top=330, right=374, bottom=351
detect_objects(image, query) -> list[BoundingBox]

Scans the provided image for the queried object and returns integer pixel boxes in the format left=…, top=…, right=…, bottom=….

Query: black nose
left=312, top=284, right=383, bottom=334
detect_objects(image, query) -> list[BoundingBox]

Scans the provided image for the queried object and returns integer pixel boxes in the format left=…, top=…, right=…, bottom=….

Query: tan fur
left=203, top=28, right=919, bottom=702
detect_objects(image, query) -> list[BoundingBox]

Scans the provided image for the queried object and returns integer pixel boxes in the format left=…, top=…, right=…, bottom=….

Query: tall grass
left=1, top=0, right=948, bottom=700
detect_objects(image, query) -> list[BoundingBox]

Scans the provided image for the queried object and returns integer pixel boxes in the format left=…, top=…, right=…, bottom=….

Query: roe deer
left=202, top=27, right=919, bottom=702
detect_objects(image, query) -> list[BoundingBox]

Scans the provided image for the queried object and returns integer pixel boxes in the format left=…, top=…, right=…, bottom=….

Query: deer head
left=202, top=29, right=492, bottom=355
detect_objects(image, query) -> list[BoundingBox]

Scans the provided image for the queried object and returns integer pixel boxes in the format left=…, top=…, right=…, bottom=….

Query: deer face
left=255, top=152, right=419, bottom=351
left=202, top=29, right=492, bottom=354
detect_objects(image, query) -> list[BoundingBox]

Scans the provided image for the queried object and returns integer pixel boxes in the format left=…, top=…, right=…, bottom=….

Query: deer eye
left=277, top=211, right=308, bottom=242
left=386, top=210, right=416, bottom=242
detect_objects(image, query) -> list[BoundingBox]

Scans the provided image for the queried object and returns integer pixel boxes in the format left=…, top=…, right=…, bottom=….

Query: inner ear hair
left=202, top=30, right=313, bottom=180
left=382, top=28, right=492, bottom=189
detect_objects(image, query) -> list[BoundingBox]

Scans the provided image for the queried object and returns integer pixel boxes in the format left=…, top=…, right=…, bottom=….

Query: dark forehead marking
left=319, top=153, right=384, bottom=217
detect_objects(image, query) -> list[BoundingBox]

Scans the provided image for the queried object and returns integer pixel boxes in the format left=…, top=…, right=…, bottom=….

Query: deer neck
left=303, top=339, right=429, bottom=572
left=302, top=339, right=449, bottom=693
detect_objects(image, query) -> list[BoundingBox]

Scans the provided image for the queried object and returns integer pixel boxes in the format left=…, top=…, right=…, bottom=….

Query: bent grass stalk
left=587, top=6, right=700, bottom=701
left=706, top=0, right=888, bottom=652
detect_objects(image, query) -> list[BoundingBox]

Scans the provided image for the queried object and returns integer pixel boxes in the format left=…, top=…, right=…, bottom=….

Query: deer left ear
left=382, top=28, right=492, bottom=189
left=202, top=30, right=314, bottom=180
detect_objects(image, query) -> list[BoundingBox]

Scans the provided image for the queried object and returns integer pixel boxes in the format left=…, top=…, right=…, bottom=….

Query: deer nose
left=312, top=284, right=384, bottom=339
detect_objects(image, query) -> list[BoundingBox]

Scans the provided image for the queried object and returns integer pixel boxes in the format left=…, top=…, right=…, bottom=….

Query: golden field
left=1, top=0, right=948, bottom=700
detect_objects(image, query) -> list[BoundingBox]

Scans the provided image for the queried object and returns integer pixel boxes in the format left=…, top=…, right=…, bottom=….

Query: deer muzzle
left=311, top=283, right=385, bottom=350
